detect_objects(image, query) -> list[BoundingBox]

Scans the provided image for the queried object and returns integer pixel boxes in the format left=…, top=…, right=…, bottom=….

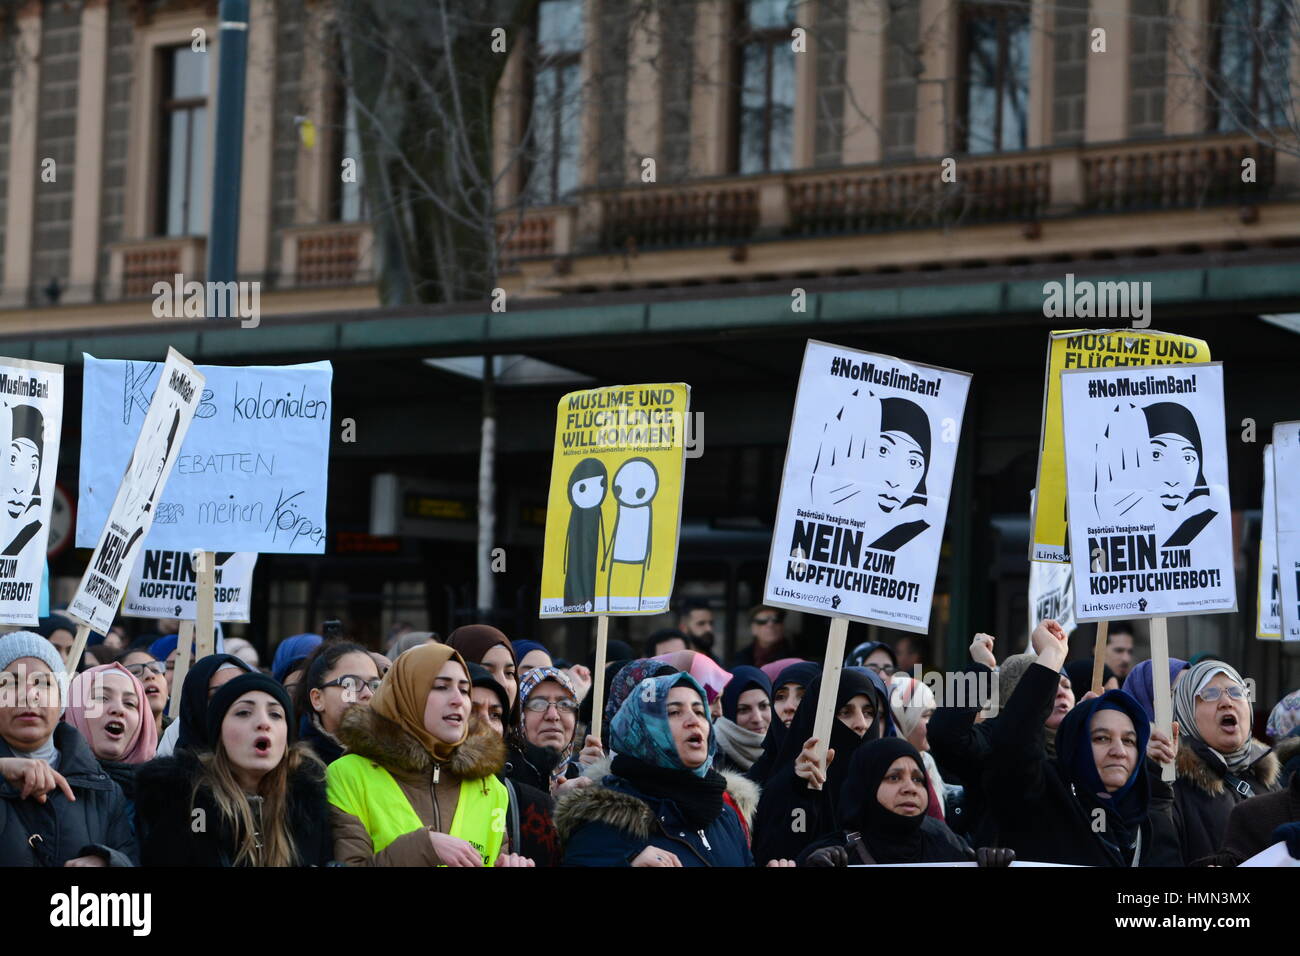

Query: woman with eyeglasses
left=293, top=642, right=380, bottom=765
left=505, top=667, right=586, bottom=796
left=1169, top=659, right=1281, bottom=865
left=118, top=649, right=170, bottom=738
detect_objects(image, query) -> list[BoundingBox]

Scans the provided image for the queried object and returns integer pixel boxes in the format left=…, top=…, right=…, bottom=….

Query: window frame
left=521, top=0, right=584, bottom=206
left=1209, top=0, right=1290, bottom=132
left=155, top=44, right=209, bottom=237
left=733, top=0, right=797, bottom=174
left=957, top=1, right=1031, bottom=155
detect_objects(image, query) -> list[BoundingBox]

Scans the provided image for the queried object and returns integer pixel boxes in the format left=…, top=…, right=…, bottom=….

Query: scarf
left=1173, top=660, right=1270, bottom=774
left=64, top=663, right=158, bottom=764
left=611, top=672, right=717, bottom=776
left=445, top=624, right=514, bottom=667
left=651, top=650, right=732, bottom=704
left=370, top=642, right=469, bottom=764
left=516, top=665, right=578, bottom=785
left=1268, top=690, right=1300, bottom=740
left=604, top=659, right=678, bottom=727
left=1122, top=657, right=1189, bottom=723
left=838, top=738, right=929, bottom=863
left=610, top=753, right=727, bottom=831
left=176, top=655, right=253, bottom=751
left=714, top=716, right=766, bottom=770
left=721, top=665, right=772, bottom=723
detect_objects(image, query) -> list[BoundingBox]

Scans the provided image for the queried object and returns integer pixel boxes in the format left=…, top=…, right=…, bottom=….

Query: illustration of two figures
left=563, top=457, right=658, bottom=612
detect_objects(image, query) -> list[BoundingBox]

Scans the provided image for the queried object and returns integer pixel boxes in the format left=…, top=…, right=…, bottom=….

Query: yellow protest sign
left=1029, top=329, right=1210, bottom=563
left=539, top=383, right=690, bottom=617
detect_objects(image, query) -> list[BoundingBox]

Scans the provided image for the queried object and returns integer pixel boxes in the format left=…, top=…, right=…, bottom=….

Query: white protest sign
left=125, top=549, right=256, bottom=622
left=1062, top=363, right=1235, bottom=621
left=1273, top=421, right=1300, bottom=641
left=1258, top=444, right=1281, bottom=639
left=763, top=340, right=971, bottom=633
left=0, top=357, right=63, bottom=625
left=1029, top=559, right=1077, bottom=641
left=1238, top=841, right=1299, bottom=867
left=68, top=349, right=206, bottom=633
left=77, top=358, right=331, bottom=553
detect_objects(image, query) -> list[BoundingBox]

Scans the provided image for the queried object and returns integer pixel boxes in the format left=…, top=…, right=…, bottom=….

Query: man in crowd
left=676, top=598, right=716, bottom=655
left=1104, top=621, right=1136, bottom=681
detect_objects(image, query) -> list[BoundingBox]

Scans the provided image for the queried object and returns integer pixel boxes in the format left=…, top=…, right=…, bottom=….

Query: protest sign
left=1028, top=560, right=1077, bottom=642
left=1274, top=422, right=1300, bottom=641
left=762, top=340, right=972, bottom=633
left=1030, top=330, right=1210, bottom=563
left=77, top=358, right=331, bottom=553
left=68, top=349, right=205, bottom=636
left=1258, top=444, right=1281, bottom=639
left=0, top=357, right=63, bottom=625
left=1061, top=362, right=1235, bottom=621
left=125, top=549, right=256, bottom=622
left=538, top=383, right=690, bottom=617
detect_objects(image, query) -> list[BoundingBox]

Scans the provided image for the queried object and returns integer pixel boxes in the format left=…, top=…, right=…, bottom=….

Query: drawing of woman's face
left=876, top=430, right=926, bottom=514
left=569, top=473, right=606, bottom=510
left=5, top=438, right=39, bottom=519
left=1148, top=431, right=1200, bottom=511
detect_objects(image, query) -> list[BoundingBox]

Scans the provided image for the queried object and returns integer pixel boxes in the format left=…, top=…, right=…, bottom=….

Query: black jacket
left=134, top=748, right=335, bottom=866
left=299, top=717, right=345, bottom=766
left=0, top=724, right=137, bottom=866
left=986, top=662, right=1180, bottom=867
left=796, top=815, right=973, bottom=865
left=1171, top=735, right=1280, bottom=866
left=926, top=660, right=997, bottom=841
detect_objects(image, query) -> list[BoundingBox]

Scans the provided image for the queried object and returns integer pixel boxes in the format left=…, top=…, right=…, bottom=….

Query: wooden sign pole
left=66, top=623, right=92, bottom=674
left=1090, top=620, right=1110, bottom=695
left=170, top=620, right=195, bottom=719
left=1149, top=615, right=1176, bottom=783
left=589, top=614, right=610, bottom=743
left=808, top=615, right=850, bottom=791
left=194, top=550, right=216, bottom=660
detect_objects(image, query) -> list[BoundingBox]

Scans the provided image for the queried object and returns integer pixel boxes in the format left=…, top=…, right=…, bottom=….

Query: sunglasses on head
left=752, top=615, right=781, bottom=626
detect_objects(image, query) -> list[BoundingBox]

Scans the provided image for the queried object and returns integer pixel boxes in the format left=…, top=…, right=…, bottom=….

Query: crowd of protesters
left=0, top=606, right=1296, bottom=868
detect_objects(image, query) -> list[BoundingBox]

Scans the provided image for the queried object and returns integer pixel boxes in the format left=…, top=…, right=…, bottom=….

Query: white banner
left=124, top=549, right=256, bottom=622
left=763, top=340, right=972, bottom=632
left=1274, top=421, right=1300, bottom=641
left=68, top=349, right=206, bottom=633
left=1062, top=363, right=1235, bottom=621
left=1029, top=559, right=1077, bottom=641
left=1258, top=444, right=1281, bottom=639
left=0, top=358, right=63, bottom=625
left=77, top=358, right=331, bottom=553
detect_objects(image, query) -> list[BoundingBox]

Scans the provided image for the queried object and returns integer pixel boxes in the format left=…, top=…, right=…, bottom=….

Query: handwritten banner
left=77, top=358, right=331, bottom=553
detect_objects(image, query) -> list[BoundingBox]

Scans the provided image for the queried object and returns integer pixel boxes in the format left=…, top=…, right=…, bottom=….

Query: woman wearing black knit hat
left=135, top=672, right=334, bottom=866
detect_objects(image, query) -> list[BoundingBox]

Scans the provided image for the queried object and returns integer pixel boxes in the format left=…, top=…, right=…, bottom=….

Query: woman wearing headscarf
left=1268, top=689, right=1300, bottom=786
left=505, top=666, right=583, bottom=793
left=446, top=624, right=519, bottom=709
left=652, top=649, right=732, bottom=715
left=272, top=633, right=324, bottom=687
left=135, top=673, right=334, bottom=866
left=1063, top=659, right=1119, bottom=695
left=985, top=620, right=1179, bottom=866
left=846, top=641, right=897, bottom=677
left=750, top=667, right=885, bottom=864
left=1140, top=402, right=1220, bottom=548
left=713, top=666, right=772, bottom=774
left=1122, top=657, right=1189, bottom=723
left=63, top=663, right=158, bottom=807
left=326, top=642, right=529, bottom=866
left=556, top=672, right=760, bottom=866
left=798, top=738, right=972, bottom=866
left=889, top=673, right=946, bottom=821
left=746, top=661, right=821, bottom=785
left=758, top=657, right=805, bottom=685
left=1169, top=659, right=1280, bottom=865
left=0, top=633, right=137, bottom=866
left=513, top=640, right=553, bottom=678
left=154, top=654, right=254, bottom=758
left=387, top=631, right=435, bottom=662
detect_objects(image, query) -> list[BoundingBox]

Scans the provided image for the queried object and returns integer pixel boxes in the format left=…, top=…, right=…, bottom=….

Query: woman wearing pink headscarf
left=64, top=662, right=159, bottom=808
left=652, top=650, right=732, bottom=717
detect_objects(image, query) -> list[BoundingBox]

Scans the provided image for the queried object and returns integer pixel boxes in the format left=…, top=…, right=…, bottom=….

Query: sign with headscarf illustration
left=539, top=383, right=690, bottom=617
left=69, top=349, right=206, bottom=634
left=763, top=341, right=972, bottom=633
left=1273, top=422, right=1300, bottom=641
left=1258, top=444, right=1281, bottom=639
left=1030, top=329, right=1210, bottom=564
left=0, top=357, right=63, bottom=625
left=1061, top=362, right=1235, bottom=621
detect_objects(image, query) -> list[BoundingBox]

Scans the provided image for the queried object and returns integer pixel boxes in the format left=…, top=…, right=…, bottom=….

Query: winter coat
left=1277, top=732, right=1300, bottom=788
left=555, top=774, right=754, bottom=867
left=796, top=815, right=973, bottom=865
left=299, top=716, right=345, bottom=766
left=1203, top=772, right=1300, bottom=866
left=927, top=660, right=997, bottom=840
left=0, top=724, right=137, bottom=867
left=1172, top=736, right=1280, bottom=866
left=986, top=662, right=1180, bottom=867
left=327, top=705, right=510, bottom=866
left=134, top=747, right=334, bottom=866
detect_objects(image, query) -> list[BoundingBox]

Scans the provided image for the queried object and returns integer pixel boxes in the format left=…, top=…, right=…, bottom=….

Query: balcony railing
left=495, top=132, right=1289, bottom=265
left=280, top=222, right=374, bottom=287
left=108, top=236, right=207, bottom=299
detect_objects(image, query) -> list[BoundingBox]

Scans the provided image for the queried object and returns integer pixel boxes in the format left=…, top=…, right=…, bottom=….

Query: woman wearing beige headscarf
left=326, top=642, right=532, bottom=866
left=889, top=674, right=948, bottom=821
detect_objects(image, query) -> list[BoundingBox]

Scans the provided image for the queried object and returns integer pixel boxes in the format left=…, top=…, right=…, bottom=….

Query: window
left=1213, top=0, right=1290, bottom=132
left=736, top=0, right=796, bottom=174
left=959, top=3, right=1030, bottom=154
left=157, top=46, right=209, bottom=236
left=523, top=0, right=583, bottom=205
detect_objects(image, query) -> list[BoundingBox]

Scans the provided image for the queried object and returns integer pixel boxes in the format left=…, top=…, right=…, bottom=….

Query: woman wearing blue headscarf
left=555, top=672, right=788, bottom=866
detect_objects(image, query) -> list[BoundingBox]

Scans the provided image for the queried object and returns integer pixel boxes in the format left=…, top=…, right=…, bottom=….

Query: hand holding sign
left=794, top=736, right=835, bottom=789
left=1093, top=402, right=1153, bottom=524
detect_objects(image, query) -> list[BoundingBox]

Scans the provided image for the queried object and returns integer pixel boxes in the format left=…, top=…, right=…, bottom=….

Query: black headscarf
left=721, top=666, right=772, bottom=723
left=1063, top=659, right=1116, bottom=696
left=769, top=667, right=885, bottom=798
left=838, top=737, right=931, bottom=863
left=846, top=640, right=896, bottom=669
left=746, top=661, right=822, bottom=784
left=879, top=397, right=931, bottom=508
left=176, top=653, right=254, bottom=752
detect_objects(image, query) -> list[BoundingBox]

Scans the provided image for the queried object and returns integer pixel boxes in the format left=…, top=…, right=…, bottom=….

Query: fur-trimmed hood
left=581, top=753, right=761, bottom=826
left=336, top=705, right=506, bottom=783
left=1274, top=733, right=1300, bottom=768
left=554, top=783, right=655, bottom=844
left=1176, top=737, right=1280, bottom=798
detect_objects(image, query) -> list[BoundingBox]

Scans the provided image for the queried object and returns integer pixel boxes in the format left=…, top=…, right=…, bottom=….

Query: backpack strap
left=844, top=830, right=876, bottom=866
